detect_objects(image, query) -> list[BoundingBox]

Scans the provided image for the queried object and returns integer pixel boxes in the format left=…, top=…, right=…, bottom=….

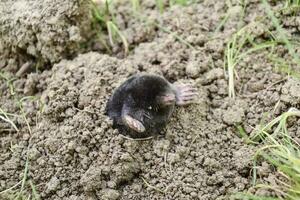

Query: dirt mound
left=0, top=0, right=92, bottom=72
left=1, top=52, right=254, bottom=199
left=1, top=0, right=300, bottom=199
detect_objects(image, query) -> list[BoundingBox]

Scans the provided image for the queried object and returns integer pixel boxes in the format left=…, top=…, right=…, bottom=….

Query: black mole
left=106, top=73, right=198, bottom=138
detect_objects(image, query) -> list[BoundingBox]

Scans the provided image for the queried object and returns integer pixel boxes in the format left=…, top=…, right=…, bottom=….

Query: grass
left=213, top=10, right=231, bottom=35
left=0, top=157, right=40, bottom=200
left=156, top=0, right=165, bottom=13
left=18, top=156, right=30, bottom=199
left=169, top=0, right=189, bottom=6
left=0, top=142, right=39, bottom=200
left=268, top=54, right=300, bottom=78
left=130, top=0, right=140, bottom=13
left=0, top=90, right=42, bottom=199
left=225, top=26, right=276, bottom=98
left=236, top=124, right=258, bottom=145
left=155, top=0, right=190, bottom=13
left=141, top=177, right=167, bottom=194
left=91, top=0, right=129, bottom=55
left=233, top=193, right=280, bottom=200
left=230, top=0, right=300, bottom=193
left=91, top=0, right=194, bottom=54
left=0, top=108, right=19, bottom=132
left=152, top=21, right=195, bottom=49
left=0, top=71, right=16, bottom=96
left=0, top=71, right=20, bottom=133
left=285, top=0, right=300, bottom=7
left=252, top=107, right=300, bottom=143
left=283, top=0, right=300, bottom=14
left=233, top=108, right=300, bottom=200
left=224, top=0, right=300, bottom=98
left=106, top=21, right=129, bottom=55
left=262, top=0, right=300, bottom=65
left=213, top=0, right=247, bottom=35
left=1, top=0, right=300, bottom=199
left=262, top=0, right=300, bottom=81
left=282, top=0, right=300, bottom=16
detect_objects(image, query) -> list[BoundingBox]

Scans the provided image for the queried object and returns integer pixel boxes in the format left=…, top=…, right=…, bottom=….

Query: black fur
left=106, top=74, right=175, bottom=138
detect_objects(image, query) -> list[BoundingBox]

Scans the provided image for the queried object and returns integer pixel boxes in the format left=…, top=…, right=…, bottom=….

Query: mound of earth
left=0, top=0, right=92, bottom=72
left=1, top=0, right=300, bottom=200
left=1, top=52, right=253, bottom=199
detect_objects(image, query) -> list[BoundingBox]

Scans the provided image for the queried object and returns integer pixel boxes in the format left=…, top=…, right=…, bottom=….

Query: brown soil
left=1, top=0, right=300, bottom=199
left=0, top=0, right=92, bottom=72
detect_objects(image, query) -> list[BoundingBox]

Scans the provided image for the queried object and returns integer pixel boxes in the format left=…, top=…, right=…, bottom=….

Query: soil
left=0, top=0, right=92, bottom=72
left=1, top=0, right=300, bottom=200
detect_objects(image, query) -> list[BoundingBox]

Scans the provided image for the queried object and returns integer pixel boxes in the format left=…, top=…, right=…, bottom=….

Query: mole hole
left=151, top=59, right=161, bottom=65
left=138, top=64, right=144, bottom=71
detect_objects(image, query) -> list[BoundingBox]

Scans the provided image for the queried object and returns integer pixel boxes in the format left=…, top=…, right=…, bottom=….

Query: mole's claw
left=176, top=99, right=196, bottom=106
left=143, top=111, right=152, bottom=120
left=174, top=84, right=198, bottom=106
left=176, top=85, right=197, bottom=92
left=123, top=115, right=146, bottom=133
left=157, top=93, right=176, bottom=106
left=180, top=92, right=198, bottom=97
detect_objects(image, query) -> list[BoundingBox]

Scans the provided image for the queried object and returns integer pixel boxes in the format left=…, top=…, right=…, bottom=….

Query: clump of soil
left=0, top=0, right=92, bottom=72
left=1, top=0, right=300, bottom=199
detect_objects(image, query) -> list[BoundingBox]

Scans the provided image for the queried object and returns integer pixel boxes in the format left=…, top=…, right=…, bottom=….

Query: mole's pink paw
left=123, top=115, right=146, bottom=133
left=174, top=84, right=198, bottom=106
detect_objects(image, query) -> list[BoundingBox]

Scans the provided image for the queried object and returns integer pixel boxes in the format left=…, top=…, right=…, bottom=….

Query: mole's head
left=129, top=74, right=176, bottom=109
left=124, top=74, right=176, bottom=135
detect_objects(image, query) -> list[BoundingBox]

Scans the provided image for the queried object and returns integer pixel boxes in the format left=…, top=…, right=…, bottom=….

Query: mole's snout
left=158, top=93, right=176, bottom=106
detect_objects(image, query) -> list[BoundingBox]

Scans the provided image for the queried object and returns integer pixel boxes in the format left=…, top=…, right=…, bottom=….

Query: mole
left=105, top=73, right=198, bottom=138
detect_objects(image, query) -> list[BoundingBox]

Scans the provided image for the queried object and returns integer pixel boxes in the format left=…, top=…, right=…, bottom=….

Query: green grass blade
left=261, top=0, right=300, bottom=65
left=107, top=21, right=129, bottom=55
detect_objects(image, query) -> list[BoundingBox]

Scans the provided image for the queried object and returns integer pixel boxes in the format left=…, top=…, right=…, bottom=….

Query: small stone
left=223, top=107, right=245, bottom=125
left=132, top=184, right=142, bottom=192
left=99, top=189, right=120, bottom=200
left=203, top=68, right=224, bottom=84
left=46, top=176, right=60, bottom=193
left=168, top=153, right=180, bottom=164
left=186, top=61, right=200, bottom=78
left=28, top=147, right=41, bottom=161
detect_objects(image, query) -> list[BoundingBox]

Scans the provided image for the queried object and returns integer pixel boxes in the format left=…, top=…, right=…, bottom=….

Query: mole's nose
left=160, top=93, right=176, bottom=105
